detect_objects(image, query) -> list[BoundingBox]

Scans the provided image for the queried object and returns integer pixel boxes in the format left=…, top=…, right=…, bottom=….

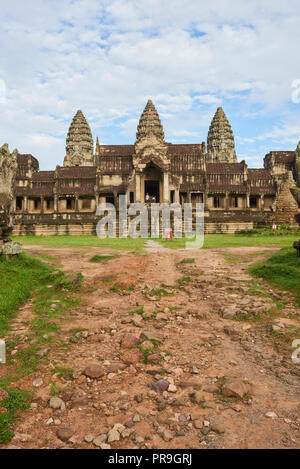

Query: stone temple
left=12, top=100, right=300, bottom=235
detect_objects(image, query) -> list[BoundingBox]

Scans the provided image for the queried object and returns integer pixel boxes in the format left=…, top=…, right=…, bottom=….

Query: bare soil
left=1, top=245, right=299, bottom=449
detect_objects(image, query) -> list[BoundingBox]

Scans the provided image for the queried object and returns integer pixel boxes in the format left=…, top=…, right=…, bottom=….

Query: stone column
left=246, top=193, right=250, bottom=209
left=260, top=194, right=264, bottom=211
left=24, top=196, right=28, bottom=212
left=163, top=172, right=169, bottom=203
left=225, top=191, right=229, bottom=210
left=95, top=193, right=99, bottom=210
left=174, top=189, right=180, bottom=203
left=136, top=172, right=141, bottom=203
left=41, top=196, right=44, bottom=214
left=204, top=192, right=209, bottom=211
left=54, top=195, right=58, bottom=212
left=75, top=195, right=79, bottom=212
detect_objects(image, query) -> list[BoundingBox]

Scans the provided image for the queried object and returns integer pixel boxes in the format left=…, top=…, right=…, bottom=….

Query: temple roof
left=136, top=100, right=165, bottom=142
left=206, top=162, right=245, bottom=173
left=207, top=107, right=237, bottom=163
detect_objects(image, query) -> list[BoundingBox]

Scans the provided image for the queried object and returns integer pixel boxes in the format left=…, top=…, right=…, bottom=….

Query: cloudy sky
left=1, top=0, right=300, bottom=169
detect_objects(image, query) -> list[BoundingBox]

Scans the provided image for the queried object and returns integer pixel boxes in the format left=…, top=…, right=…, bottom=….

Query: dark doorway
left=145, top=180, right=160, bottom=203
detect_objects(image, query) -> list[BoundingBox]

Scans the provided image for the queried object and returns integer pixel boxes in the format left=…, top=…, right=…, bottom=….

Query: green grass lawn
left=0, top=253, right=82, bottom=443
left=12, top=235, right=146, bottom=251
left=12, top=232, right=300, bottom=250
left=249, top=248, right=300, bottom=306
left=0, top=254, right=53, bottom=337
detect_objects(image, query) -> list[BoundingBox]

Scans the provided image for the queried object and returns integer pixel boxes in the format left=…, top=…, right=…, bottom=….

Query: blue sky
left=1, top=0, right=300, bottom=169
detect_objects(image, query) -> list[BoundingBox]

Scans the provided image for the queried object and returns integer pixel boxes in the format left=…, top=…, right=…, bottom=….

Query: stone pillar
left=246, top=193, right=250, bottom=209
left=54, top=195, right=58, bottom=212
left=136, top=172, right=141, bottom=203
left=163, top=172, right=169, bottom=203
left=204, top=192, right=209, bottom=211
left=174, top=189, right=180, bottom=203
left=24, top=196, right=28, bottom=212
left=41, top=196, right=44, bottom=214
left=225, top=191, right=229, bottom=210
left=75, top=195, right=79, bottom=212
left=260, top=194, right=264, bottom=211
left=95, top=193, right=99, bottom=210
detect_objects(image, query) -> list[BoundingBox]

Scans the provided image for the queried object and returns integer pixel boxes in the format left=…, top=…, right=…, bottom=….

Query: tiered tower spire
left=207, top=107, right=237, bottom=163
left=136, top=99, right=165, bottom=142
left=64, top=110, right=94, bottom=167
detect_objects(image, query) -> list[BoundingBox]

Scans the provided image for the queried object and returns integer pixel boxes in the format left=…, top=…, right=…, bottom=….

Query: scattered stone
left=93, top=434, right=108, bottom=446
left=36, top=347, right=50, bottom=357
left=100, top=443, right=111, bottom=449
left=83, top=364, right=105, bottom=379
left=121, top=334, right=141, bottom=349
left=189, top=391, right=205, bottom=404
left=265, top=412, right=278, bottom=419
left=33, top=378, right=43, bottom=387
left=133, top=413, right=141, bottom=422
left=152, top=379, right=169, bottom=393
left=107, top=428, right=120, bottom=443
left=222, top=306, right=237, bottom=319
left=222, top=379, right=253, bottom=399
left=122, top=349, right=143, bottom=364
left=168, top=384, right=177, bottom=393
left=49, top=397, right=64, bottom=410
left=56, top=428, right=74, bottom=442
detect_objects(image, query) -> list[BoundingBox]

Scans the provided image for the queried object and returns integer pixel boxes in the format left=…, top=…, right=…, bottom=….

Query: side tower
left=63, top=110, right=94, bottom=167
left=206, top=107, right=237, bottom=163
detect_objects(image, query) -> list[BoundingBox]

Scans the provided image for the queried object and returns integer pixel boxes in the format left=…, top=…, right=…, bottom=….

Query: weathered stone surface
left=121, top=349, right=143, bottom=364
left=49, top=397, right=64, bottom=409
left=83, top=364, right=105, bottom=379
left=0, top=144, right=18, bottom=245
left=121, top=333, right=141, bottom=349
left=64, top=110, right=94, bottom=167
left=152, top=379, right=169, bottom=393
left=207, top=107, right=237, bottom=163
left=56, top=428, right=74, bottom=442
left=0, top=241, right=22, bottom=256
left=222, top=379, right=253, bottom=399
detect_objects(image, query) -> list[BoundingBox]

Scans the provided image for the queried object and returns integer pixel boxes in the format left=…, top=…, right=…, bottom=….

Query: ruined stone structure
left=0, top=144, right=22, bottom=254
left=10, top=100, right=300, bottom=235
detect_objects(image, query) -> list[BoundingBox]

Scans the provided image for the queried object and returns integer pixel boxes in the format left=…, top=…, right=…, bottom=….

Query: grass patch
left=0, top=254, right=53, bottom=337
left=13, top=235, right=146, bottom=252
left=0, top=388, right=31, bottom=444
left=249, top=248, right=300, bottom=306
left=89, top=254, right=116, bottom=263
left=177, top=258, right=195, bottom=264
left=129, top=306, right=144, bottom=316
left=177, top=276, right=192, bottom=287
left=52, top=366, right=74, bottom=379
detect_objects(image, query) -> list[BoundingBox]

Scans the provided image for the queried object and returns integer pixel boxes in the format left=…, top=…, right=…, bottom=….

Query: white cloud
left=0, top=0, right=300, bottom=168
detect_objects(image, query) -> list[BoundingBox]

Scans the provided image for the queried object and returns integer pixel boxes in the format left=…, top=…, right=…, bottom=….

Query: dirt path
left=1, top=245, right=299, bottom=449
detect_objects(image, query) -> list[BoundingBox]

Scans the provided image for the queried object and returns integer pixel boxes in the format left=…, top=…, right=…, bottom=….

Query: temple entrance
left=145, top=180, right=160, bottom=203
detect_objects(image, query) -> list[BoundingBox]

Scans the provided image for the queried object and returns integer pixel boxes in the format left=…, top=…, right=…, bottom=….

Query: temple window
left=213, top=196, right=221, bottom=208
left=250, top=197, right=257, bottom=208
left=16, top=197, right=23, bottom=211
